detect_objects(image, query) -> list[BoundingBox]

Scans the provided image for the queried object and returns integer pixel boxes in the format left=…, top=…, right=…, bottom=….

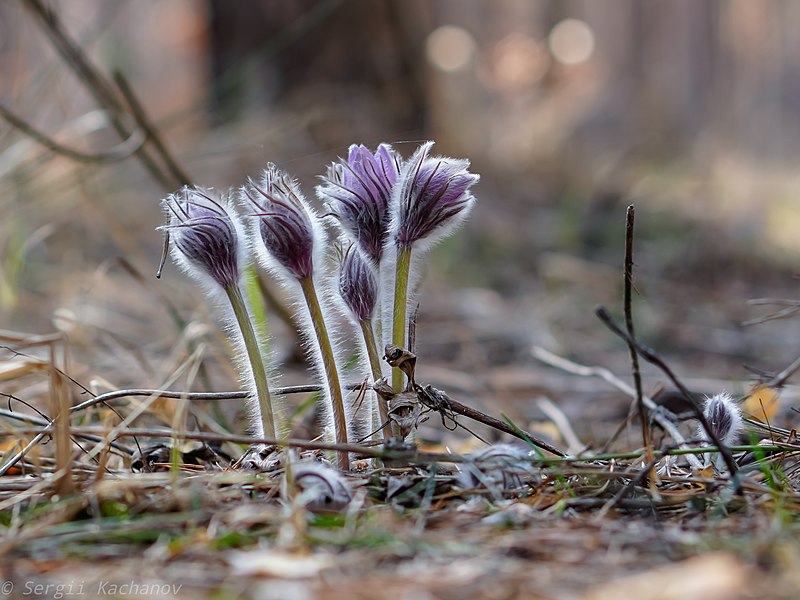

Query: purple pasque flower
left=339, top=245, right=378, bottom=322
left=318, top=143, right=400, bottom=264
left=393, top=141, right=479, bottom=250
left=161, top=187, right=243, bottom=288
left=242, top=164, right=320, bottom=281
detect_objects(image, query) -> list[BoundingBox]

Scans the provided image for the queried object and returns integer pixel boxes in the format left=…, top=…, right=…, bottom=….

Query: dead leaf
left=742, top=385, right=780, bottom=422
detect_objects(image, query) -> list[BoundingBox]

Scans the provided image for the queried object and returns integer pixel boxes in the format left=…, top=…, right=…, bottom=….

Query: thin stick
left=23, top=0, right=175, bottom=190
left=532, top=346, right=703, bottom=469
left=64, top=384, right=365, bottom=415
left=0, top=409, right=133, bottom=454
left=0, top=101, right=145, bottom=163
left=594, top=306, right=740, bottom=480
left=765, top=354, right=800, bottom=389
left=536, top=397, right=585, bottom=455
left=623, top=205, right=653, bottom=476
left=441, top=394, right=565, bottom=456
left=112, top=71, right=192, bottom=186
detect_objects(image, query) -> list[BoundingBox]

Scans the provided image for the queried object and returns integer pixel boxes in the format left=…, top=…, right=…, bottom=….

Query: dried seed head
left=698, top=392, right=743, bottom=447
left=457, top=444, right=536, bottom=493
left=290, top=461, right=353, bottom=512
left=393, top=141, right=479, bottom=250
left=339, top=245, right=378, bottom=322
left=242, top=164, right=320, bottom=281
left=318, top=143, right=400, bottom=264
left=160, top=187, right=244, bottom=288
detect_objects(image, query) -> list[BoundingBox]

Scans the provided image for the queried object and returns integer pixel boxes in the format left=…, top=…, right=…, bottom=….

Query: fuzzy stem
left=360, top=319, right=393, bottom=442
left=392, top=244, right=412, bottom=391
left=224, top=283, right=275, bottom=438
left=299, top=276, right=349, bottom=470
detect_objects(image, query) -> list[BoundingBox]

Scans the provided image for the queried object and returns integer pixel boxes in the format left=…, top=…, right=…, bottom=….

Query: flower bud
left=160, top=187, right=243, bottom=288
left=242, top=164, right=319, bottom=281
left=393, top=141, right=479, bottom=249
left=698, top=393, right=743, bottom=447
left=339, top=246, right=378, bottom=322
left=318, top=143, right=400, bottom=264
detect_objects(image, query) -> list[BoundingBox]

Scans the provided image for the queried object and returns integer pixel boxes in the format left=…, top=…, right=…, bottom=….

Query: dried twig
left=112, top=71, right=192, bottom=186
left=532, top=346, right=703, bottom=469
left=0, top=102, right=145, bottom=163
left=743, top=298, right=800, bottom=326
left=436, top=392, right=565, bottom=456
left=623, top=205, right=651, bottom=458
left=764, top=354, right=800, bottom=389
left=594, top=306, right=740, bottom=481
left=23, top=0, right=175, bottom=189
left=0, top=408, right=133, bottom=454
left=536, top=396, right=585, bottom=455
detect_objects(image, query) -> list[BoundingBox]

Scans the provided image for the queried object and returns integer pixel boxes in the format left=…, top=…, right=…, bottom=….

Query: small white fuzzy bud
left=698, top=392, right=743, bottom=472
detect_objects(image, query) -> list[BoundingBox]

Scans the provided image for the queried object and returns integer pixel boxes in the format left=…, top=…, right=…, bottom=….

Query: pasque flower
left=338, top=245, right=392, bottom=440
left=161, top=187, right=244, bottom=289
left=393, top=141, right=479, bottom=250
left=318, top=143, right=400, bottom=264
left=339, top=245, right=378, bottom=323
left=390, top=142, right=479, bottom=390
left=160, top=187, right=277, bottom=438
left=243, top=165, right=350, bottom=470
left=244, top=166, right=318, bottom=281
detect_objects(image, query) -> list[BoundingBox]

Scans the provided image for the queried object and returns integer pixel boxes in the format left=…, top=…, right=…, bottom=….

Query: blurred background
left=2, top=0, right=800, bottom=443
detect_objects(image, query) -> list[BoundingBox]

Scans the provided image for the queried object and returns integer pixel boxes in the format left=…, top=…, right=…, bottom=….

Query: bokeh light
left=548, top=18, right=595, bottom=66
left=491, top=33, right=548, bottom=91
left=425, top=25, right=477, bottom=73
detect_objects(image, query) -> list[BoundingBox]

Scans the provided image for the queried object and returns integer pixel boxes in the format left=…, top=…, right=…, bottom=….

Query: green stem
left=360, top=319, right=393, bottom=442
left=392, top=245, right=412, bottom=391
left=299, top=277, right=349, bottom=470
left=224, top=283, right=275, bottom=438
left=242, top=264, right=270, bottom=354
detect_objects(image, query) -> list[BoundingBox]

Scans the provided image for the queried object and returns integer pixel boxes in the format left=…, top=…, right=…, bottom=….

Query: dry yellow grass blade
left=0, top=358, right=48, bottom=381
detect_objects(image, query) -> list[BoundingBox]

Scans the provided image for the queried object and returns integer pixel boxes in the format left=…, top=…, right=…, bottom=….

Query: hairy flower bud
left=698, top=393, right=743, bottom=447
left=318, top=143, right=400, bottom=264
left=160, top=187, right=243, bottom=288
left=393, top=141, right=479, bottom=249
left=698, top=392, right=743, bottom=473
left=339, top=246, right=378, bottom=322
left=242, top=164, right=319, bottom=281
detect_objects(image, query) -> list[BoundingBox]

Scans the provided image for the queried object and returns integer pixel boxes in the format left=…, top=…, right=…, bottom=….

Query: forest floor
left=3, top=187, right=800, bottom=599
